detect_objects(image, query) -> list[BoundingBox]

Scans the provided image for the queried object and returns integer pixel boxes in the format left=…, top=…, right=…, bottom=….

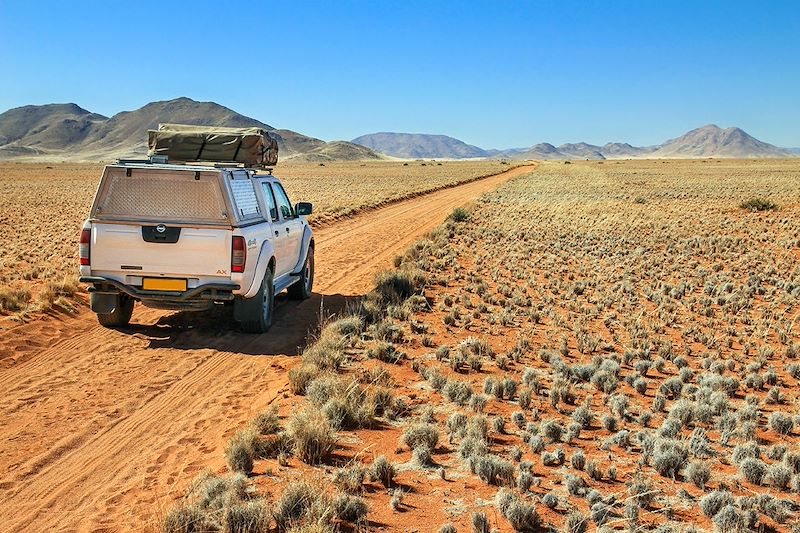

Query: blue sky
left=1, top=1, right=798, bottom=148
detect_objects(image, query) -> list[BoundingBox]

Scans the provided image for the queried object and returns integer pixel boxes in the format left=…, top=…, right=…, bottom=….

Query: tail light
left=232, top=236, right=246, bottom=273
left=79, top=228, right=91, bottom=266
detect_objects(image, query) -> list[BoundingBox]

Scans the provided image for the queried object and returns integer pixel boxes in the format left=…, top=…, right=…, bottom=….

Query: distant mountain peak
left=352, top=132, right=488, bottom=159
left=654, top=124, right=790, bottom=158
left=532, top=142, right=559, bottom=151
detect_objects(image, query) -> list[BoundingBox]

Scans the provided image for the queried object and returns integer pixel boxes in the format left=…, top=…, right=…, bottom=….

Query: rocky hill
left=650, top=124, right=792, bottom=158
left=0, top=97, right=370, bottom=162
left=283, top=141, right=386, bottom=163
left=352, top=132, right=488, bottom=159
left=0, top=103, right=107, bottom=157
left=599, top=142, right=656, bottom=158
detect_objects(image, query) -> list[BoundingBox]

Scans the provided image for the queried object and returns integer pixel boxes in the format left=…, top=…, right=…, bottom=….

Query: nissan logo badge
left=156, top=224, right=167, bottom=233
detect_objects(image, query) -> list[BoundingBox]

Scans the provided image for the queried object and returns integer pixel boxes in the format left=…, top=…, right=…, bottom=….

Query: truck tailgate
left=91, top=223, right=231, bottom=277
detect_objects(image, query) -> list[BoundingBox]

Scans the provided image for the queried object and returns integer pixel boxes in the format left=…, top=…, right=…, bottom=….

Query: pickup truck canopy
left=147, top=124, right=279, bottom=167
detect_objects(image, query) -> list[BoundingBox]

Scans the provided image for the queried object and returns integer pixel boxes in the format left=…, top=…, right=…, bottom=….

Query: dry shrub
left=370, top=455, right=396, bottom=487
left=0, top=287, right=31, bottom=312
left=273, top=481, right=326, bottom=531
left=222, top=500, right=271, bottom=533
left=494, top=488, right=540, bottom=531
left=288, top=362, right=327, bottom=395
left=252, top=405, right=281, bottom=435
left=301, top=328, right=349, bottom=371
left=162, top=471, right=268, bottom=533
left=333, top=464, right=366, bottom=494
left=225, top=428, right=260, bottom=475
left=401, top=423, right=440, bottom=450
left=307, top=375, right=375, bottom=429
left=37, top=276, right=79, bottom=308
left=374, top=268, right=426, bottom=304
left=272, top=478, right=366, bottom=532
left=287, top=408, right=337, bottom=464
left=332, top=493, right=368, bottom=523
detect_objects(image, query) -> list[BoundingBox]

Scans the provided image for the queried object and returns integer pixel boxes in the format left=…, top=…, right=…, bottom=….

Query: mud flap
left=91, top=293, right=119, bottom=314
left=233, top=294, right=261, bottom=322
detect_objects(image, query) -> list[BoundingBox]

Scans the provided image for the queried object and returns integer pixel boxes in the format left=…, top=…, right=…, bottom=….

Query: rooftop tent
left=147, top=123, right=279, bottom=167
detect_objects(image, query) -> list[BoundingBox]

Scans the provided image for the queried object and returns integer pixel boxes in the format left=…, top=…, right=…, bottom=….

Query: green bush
left=374, top=269, right=425, bottom=304
left=448, top=207, right=470, bottom=222
left=740, top=197, right=778, bottom=211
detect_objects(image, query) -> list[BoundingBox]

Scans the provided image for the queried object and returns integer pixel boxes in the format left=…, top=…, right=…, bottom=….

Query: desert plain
left=1, top=159, right=800, bottom=533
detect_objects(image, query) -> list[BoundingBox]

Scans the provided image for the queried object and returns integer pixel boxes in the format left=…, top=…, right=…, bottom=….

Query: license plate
left=142, top=278, right=187, bottom=292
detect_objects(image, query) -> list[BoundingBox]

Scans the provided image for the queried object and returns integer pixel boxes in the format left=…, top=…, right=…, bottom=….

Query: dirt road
left=0, top=164, right=535, bottom=532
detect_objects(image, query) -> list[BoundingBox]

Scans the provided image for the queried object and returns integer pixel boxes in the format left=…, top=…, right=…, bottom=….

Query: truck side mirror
left=295, top=202, right=313, bottom=216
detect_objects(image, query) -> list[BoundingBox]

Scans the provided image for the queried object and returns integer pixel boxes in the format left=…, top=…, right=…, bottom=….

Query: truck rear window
left=229, top=179, right=261, bottom=219
left=93, top=169, right=230, bottom=224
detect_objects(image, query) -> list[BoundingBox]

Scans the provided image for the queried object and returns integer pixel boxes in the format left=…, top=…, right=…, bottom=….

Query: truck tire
left=237, top=268, right=274, bottom=333
left=288, top=246, right=314, bottom=300
left=96, top=295, right=134, bottom=327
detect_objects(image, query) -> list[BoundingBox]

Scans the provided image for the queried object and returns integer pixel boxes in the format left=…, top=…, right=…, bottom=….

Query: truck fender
left=243, top=240, right=276, bottom=299
left=290, top=225, right=315, bottom=276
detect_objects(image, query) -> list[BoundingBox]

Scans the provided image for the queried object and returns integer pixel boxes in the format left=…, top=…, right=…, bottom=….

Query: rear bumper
left=80, top=276, right=240, bottom=302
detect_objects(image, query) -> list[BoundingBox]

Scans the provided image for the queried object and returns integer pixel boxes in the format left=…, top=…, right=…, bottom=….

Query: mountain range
left=353, top=125, right=796, bottom=160
left=351, top=132, right=488, bottom=159
left=0, top=98, right=384, bottom=162
left=0, top=97, right=796, bottom=162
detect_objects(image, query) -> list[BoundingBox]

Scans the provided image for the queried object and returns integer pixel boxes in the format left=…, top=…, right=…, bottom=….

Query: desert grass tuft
left=287, top=408, right=337, bottom=464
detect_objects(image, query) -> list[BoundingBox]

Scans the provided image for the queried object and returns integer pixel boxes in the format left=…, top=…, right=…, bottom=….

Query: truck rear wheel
left=237, top=268, right=274, bottom=333
left=96, top=295, right=134, bottom=328
left=288, top=246, right=314, bottom=300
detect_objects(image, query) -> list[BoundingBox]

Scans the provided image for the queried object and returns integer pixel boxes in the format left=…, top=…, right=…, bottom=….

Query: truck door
left=272, top=182, right=303, bottom=273
left=258, top=181, right=290, bottom=277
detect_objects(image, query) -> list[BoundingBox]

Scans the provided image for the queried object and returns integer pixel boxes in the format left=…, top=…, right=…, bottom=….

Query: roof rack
left=186, top=162, right=273, bottom=173
left=114, top=159, right=150, bottom=165
left=115, top=155, right=170, bottom=165
left=111, top=156, right=273, bottom=174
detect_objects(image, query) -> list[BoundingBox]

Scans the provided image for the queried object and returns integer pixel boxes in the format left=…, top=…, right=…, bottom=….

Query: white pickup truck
left=79, top=160, right=314, bottom=333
